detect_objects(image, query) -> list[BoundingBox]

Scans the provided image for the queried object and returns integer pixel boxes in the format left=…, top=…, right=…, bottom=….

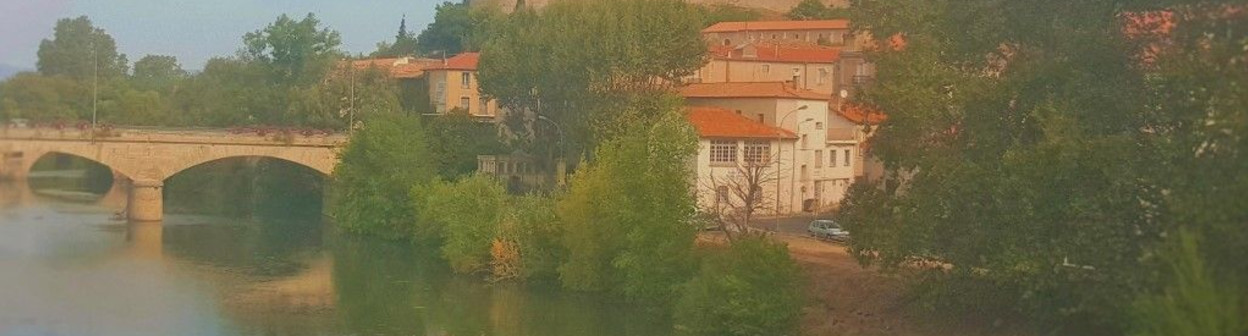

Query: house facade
left=683, top=82, right=865, bottom=213
left=702, top=20, right=855, bottom=47
left=687, top=106, right=797, bottom=217
left=424, top=53, right=502, bottom=120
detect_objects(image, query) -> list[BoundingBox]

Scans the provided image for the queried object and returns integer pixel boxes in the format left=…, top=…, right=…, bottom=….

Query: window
left=815, top=122, right=824, bottom=130
left=743, top=141, right=770, bottom=164
left=479, top=98, right=489, bottom=115
left=801, top=134, right=808, bottom=149
left=815, top=150, right=823, bottom=168
left=722, top=38, right=731, bottom=46
left=735, top=110, right=742, bottom=115
left=460, top=96, right=471, bottom=109
left=716, top=186, right=730, bottom=203
left=793, top=33, right=801, bottom=39
left=772, top=34, right=778, bottom=39
left=818, top=68, right=828, bottom=84
left=757, top=114, right=765, bottom=123
left=710, top=140, right=737, bottom=164
left=762, top=64, right=770, bottom=74
left=844, top=149, right=852, bottom=166
left=830, top=150, right=838, bottom=167
left=461, top=72, right=472, bottom=89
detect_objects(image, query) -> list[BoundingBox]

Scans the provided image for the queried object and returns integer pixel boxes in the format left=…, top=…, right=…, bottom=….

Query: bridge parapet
left=0, top=127, right=348, bottom=148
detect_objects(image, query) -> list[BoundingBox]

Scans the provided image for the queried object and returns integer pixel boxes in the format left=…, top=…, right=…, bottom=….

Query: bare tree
left=702, top=149, right=783, bottom=241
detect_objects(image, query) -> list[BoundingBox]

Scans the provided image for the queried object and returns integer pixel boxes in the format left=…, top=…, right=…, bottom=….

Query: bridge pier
left=127, top=179, right=164, bottom=222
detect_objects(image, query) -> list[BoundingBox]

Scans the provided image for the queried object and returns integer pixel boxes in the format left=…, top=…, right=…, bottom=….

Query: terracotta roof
left=709, top=42, right=841, bottom=63
left=835, top=102, right=887, bottom=124
left=681, top=82, right=829, bottom=101
left=343, top=57, right=442, bottom=79
left=427, top=52, right=480, bottom=71
left=703, top=20, right=851, bottom=33
left=687, top=106, right=797, bottom=139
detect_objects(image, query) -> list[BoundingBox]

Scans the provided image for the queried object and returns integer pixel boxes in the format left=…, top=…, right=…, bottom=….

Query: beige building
left=683, top=82, right=869, bottom=213
left=702, top=20, right=854, bottom=47
left=424, top=52, right=502, bottom=120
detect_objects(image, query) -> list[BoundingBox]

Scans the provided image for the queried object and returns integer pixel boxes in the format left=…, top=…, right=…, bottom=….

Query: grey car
left=807, top=219, right=849, bottom=242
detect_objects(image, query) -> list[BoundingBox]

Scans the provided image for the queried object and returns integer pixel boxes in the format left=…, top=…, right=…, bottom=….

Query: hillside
left=0, top=64, right=26, bottom=81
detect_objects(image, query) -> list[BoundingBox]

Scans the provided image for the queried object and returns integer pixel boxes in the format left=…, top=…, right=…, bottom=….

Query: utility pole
left=91, top=41, right=98, bottom=138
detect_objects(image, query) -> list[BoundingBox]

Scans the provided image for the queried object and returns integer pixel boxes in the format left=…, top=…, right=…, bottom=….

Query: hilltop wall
left=479, top=0, right=848, bottom=15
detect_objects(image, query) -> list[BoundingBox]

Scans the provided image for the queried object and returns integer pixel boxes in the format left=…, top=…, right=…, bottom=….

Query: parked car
left=807, top=219, right=849, bottom=242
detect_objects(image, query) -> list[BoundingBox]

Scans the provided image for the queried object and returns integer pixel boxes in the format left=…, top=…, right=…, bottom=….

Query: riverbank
left=697, top=232, right=1036, bottom=336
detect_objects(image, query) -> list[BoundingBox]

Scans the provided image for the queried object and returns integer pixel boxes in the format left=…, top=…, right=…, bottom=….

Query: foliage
left=423, top=175, right=508, bottom=273
left=130, top=55, right=187, bottom=92
left=37, top=16, right=129, bottom=80
left=0, top=73, right=87, bottom=122
left=785, top=0, right=849, bottom=20
left=498, top=194, right=562, bottom=282
left=556, top=102, right=700, bottom=306
left=1132, top=230, right=1246, bottom=336
left=287, top=66, right=401, bottom=129
left=693, top=4, right=763, bottom=27
left=674, top=235, right=803, bottom=336
left=423, top=113, right=506, bottom=178
left=372, top=16, right=419, bottom=57
left=841, top=0, right=1247, bottom=332
left=415, top=2, right=501, bottom=56
left=243, top=13, right=343, bottom=85
left=478, top=0, right=708, bottom=161
left=330, top=115, right=436, bottom=240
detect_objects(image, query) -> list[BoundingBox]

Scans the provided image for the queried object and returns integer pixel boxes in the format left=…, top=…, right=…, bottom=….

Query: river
left=0, top=163, right=669, bottom=335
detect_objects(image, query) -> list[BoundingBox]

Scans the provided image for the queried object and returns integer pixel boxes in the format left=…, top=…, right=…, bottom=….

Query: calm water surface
left=0, top=179, right=668, bottom=336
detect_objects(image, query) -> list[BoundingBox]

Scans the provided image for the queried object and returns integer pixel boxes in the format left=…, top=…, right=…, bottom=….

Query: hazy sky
left=0, top=0, right=444, bottom=72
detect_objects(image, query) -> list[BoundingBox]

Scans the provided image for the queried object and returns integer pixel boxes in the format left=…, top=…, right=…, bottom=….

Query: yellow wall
left=696, top=59, right=838, bottom=95
left=428, top=69, right=499, bottom=118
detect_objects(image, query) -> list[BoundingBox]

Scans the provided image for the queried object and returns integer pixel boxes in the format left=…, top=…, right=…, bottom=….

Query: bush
left=1131, top=230, right=1247, bottom=336
left=674, top=235, right=804, bottom=336
left=498, top=194, right=563, bottom=282
left=423, top=174, right=508, bottom=273
left=330, top=114, right=435, bottom=240
left=556, top=106, right=700, bottom=305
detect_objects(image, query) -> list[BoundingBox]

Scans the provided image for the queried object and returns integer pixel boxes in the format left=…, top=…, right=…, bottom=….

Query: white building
left=683, top=82, right=869, bottom=214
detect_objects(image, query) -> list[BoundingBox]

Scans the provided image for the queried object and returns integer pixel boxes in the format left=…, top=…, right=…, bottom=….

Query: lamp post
left=537, top=115, right=564, bottom=186
left=775, top=105, right=808, bottom=232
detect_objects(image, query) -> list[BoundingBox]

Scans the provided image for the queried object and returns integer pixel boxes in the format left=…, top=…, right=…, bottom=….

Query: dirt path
left=699, top=232, right=1032, bottom=336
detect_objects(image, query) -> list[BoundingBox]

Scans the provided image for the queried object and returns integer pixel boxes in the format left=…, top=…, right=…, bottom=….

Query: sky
left=0, top=0, right=445, bottom=72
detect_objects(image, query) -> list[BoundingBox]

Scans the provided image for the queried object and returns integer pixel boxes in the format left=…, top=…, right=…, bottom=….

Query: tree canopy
left=36, top=16, right=129, bottom=80
left=785, top=0, right=849, bottom=20
left=243, top=13, right=343, bottom=85
left=840, top=0, right=1247, bottom=332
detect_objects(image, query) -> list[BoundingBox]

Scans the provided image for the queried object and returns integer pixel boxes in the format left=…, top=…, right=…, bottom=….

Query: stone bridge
left=0, top=127, right=347, bottom=222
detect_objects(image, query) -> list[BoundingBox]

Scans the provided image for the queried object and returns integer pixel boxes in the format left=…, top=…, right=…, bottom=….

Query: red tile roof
left=681, top=82, right=829, bottom=101
left=427, top=52, right=480, bottom=71
left=687, top=106, right=798, bottom=139
left=343, top=57, right=442, bottom=79
left=835, top=102, right=888, bottom=124
left=703, top=20, right=851, bottom=33
left=710, top=42, right=841, bottom=63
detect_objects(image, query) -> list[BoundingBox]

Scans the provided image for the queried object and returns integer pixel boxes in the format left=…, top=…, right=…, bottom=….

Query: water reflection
left=0, top=179, right=669, bottom=336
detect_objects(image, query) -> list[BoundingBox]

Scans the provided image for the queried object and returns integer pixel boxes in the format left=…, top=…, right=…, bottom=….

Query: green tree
left=415, top=2, right=500, bottom=56
left=478, top=0, right=708, bottom=162
left=330, top=114, right=436, bottom=240
left=694, top=4, right=762, bottom=27
left=243, top=13, right=342, bottom=85
left=1132, top=229, right=1246, bottom=336
left=131, top=55, right=187, bottom=92
left=423, top=175, right=508, bottom=273
left=840, top=0, right=1246, bottom=332
left=785, top=0, right=848, bottom=20
left=0, top=73, right=86, bottom=122
left=556, top=98, right=699, bottom=306
left=36, top=16, right=129, bottom=80
left=423, top=113, right=505, bottom=178
left=372, top=16, right=420, bottom=58
left=169, top=57, right=274, bottom=127
left=674, top=235, right=804, bottom=336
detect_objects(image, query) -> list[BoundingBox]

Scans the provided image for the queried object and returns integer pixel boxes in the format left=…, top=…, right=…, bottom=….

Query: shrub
left=499, top=194, right=563, bottom=282
left=1131, top=230, right=1247, bottom=336
left=330, top=114, right=435, bottom=240
left=423, top=174, right=508, bottom=273
left=674, top=235, right=804, bottom=336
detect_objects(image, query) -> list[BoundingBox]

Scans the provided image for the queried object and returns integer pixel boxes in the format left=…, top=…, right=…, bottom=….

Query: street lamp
left=774, top=105, right=808, bottom=232
left=537, top=115, right=565, bottom=186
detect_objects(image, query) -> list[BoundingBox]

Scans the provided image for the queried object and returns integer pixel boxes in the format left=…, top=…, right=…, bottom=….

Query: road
left=749, top=214, right=826, bottom=236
